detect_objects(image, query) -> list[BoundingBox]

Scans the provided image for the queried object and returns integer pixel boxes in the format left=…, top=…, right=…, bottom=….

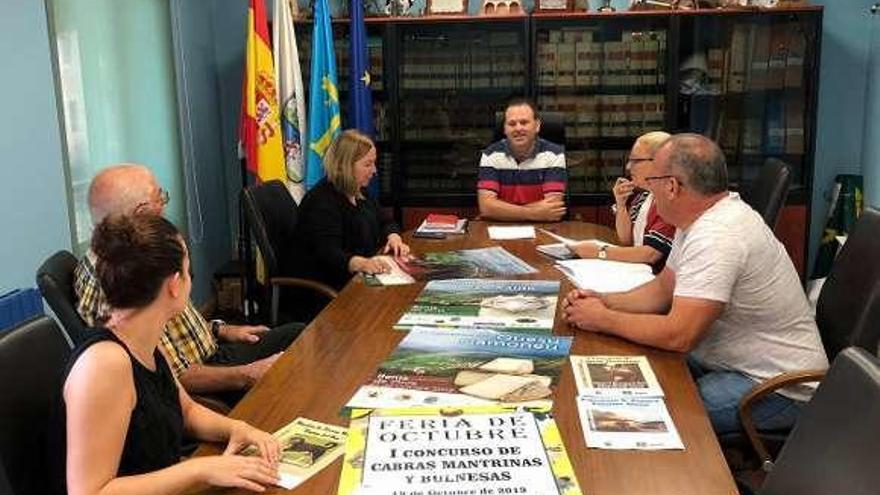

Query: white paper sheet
left=488, top=225, right=536, bottom=240
left=555, top=259, right=654, bottom=293
left=539, top=228, right=615, bottom=248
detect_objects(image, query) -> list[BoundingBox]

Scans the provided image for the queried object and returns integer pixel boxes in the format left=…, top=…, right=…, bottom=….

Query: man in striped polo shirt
left=477, top=98, right=567, bottom=222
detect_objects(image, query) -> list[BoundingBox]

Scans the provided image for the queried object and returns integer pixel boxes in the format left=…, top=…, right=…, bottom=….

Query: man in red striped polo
left=477, top=98, right=567, bottom=222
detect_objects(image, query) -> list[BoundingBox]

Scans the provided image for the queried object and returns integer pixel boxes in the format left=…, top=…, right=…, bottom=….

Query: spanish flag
left=240, top=0, right=286, bottom=184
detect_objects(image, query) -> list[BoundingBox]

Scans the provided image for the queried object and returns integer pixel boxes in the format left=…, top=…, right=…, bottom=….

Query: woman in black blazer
left=296, top=130, right=410, bottom=289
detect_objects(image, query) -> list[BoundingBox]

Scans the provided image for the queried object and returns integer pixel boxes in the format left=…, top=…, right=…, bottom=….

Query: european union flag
left=306, top=0, right=341, bottom=190
left=349, top=0, right=378, bottom=196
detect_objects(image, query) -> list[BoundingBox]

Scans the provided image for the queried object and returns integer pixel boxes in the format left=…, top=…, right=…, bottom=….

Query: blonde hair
left=635, top=131, right=672, bottom=155
left=323, top=130, right=375, bottom=198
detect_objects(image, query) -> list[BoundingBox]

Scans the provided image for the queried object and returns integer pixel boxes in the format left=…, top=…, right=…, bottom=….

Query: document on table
left=577, top=396, right=684, bottom=450
left=555, top=259, right=654, bottom=293
left=570, top=355, right=664, bottom=398
left=242, top=417, right=347, bottom=490
left=539, top=228, right=615, bottom=248
left=488, top=225, right=536, bottom=240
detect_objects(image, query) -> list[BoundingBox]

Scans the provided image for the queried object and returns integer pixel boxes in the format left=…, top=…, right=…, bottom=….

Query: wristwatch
left=598, top=245, right=608, bottom=260
left=210, top=319, right=225, bottom=338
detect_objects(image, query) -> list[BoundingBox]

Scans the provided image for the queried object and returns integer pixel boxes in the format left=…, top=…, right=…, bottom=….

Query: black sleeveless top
left=65, top=329, right=183, bottom=476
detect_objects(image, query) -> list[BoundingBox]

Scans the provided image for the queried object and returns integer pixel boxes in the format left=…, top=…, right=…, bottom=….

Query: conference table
left=193, top=221, right=737, bottom=495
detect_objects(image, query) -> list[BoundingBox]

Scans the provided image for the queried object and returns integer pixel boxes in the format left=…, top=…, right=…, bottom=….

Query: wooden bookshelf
left=294, top=7, right=822, bottom=274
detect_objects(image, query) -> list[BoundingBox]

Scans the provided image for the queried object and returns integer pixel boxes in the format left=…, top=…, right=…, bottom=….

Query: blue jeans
left=688, top=357, right=804, bottom=435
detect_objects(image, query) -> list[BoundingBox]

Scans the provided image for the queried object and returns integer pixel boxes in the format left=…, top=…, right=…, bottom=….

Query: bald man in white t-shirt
left=562, top=134, right=828, bottom=434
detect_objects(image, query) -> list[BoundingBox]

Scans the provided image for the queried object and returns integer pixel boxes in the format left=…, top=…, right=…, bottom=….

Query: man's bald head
left=88, top=164, right=160, bottom=224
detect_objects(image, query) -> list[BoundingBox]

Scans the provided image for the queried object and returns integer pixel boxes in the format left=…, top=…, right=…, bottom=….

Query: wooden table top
left=193, top=221, right=737, bottom=495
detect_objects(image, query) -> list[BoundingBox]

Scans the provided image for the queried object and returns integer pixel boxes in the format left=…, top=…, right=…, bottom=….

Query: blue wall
left=168, top=0, right=250, bottom=302
left=170, top=0, right=247, bottom=302
left=862, top=6, right=880, bottom=210
left=809, top=1, right=875, bottom=273
left=0, top=0, right=71, bottom=294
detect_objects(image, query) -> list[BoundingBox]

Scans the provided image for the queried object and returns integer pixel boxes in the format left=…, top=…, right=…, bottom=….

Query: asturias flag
left=349, top=0, right=378, bottom=197
left=305, top=0, right=341, bottom=190
left=239, top=0, right=286, bottom=184
left=273, top=0, right=308, bottom=202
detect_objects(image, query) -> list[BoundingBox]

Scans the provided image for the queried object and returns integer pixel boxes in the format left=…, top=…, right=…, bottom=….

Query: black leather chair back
left=816, top=207, right=880, bottom=359
left=742, top=158, right=791, bottom=228
left=759, top=347, right=880, bottom=495
left=242, top=180, right=299, bottom=277
left=0, top=461, right=13, bottom=495
left=493, top=111, right=566, bottom=147
left=36, top=250, right=87, bottom=347
left=0, top=316, right=71, bottom=495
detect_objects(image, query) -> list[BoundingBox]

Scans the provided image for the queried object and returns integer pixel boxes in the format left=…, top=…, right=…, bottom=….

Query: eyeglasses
left=157, top=188, right=170, bottom=206
left=622, top=156, right=652, bottom=179
left=135, top=187, right=170, bottom=213
left=626, top=156, right=653, bottom=165
left=643, top=175, right=679, bottom=185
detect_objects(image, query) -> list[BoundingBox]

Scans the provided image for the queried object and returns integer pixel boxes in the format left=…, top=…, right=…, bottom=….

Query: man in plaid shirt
left=74, top=164, right=302, bottom=402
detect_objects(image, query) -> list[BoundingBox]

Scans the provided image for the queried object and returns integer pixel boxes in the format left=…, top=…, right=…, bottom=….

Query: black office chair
left=493, top=111, right=566, bottom=147
left=755, top=347, right=880, bottom=495
left=736, top=207, right=880, bottom=470
left=241, top=180, right=338, bottom=326
left=741, top=158, right=791, bottom=229
left=0, top=462, right=13, bottom=495
left=36, top=250, right=91, bottom=347
left=36, top=251, right=231, bottom=414
left=0, top=316, right=71, bottom=495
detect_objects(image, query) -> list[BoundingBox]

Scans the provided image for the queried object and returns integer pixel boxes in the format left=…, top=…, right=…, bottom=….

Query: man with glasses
left=477, top=98, right=567, bottom=222
left=569, top=131, right=674, bottom=272
left=562, top=134, right=827, bottom=434
left=75, top=164, right=302, bottom=403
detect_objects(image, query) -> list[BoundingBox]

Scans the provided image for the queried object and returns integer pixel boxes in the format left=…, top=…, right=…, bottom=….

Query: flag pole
left=239, top=0, right=288, bottom=322
left=239, top=156, right=257, bottom=321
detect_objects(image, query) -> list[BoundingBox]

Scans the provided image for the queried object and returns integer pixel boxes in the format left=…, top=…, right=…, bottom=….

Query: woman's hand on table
left=224, top=420, right=281, bottom=464
left=383, top=233, right=410, bottom=257
left=186, top=454, right=279, bottom=492
left=349, top=255, right=391, bottom=275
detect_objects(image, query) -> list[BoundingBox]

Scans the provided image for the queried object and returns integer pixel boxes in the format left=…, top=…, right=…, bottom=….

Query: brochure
left=367, top=246, right=537, bottom=286
left=576, top=396, right=684, bottom=450
left=337, top=405, right=583, bottom=495
left=347, top=326, right=572, bottom=410
left=243, top=417, right=347, bottom=489
left=570, top=355, right=663, bottom=398
left=394, top=279, right=560, bottom=333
